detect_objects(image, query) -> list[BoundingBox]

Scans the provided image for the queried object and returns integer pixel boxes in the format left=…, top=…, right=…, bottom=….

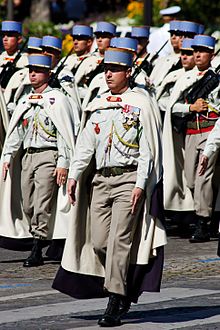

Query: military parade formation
left=0, top=4, right=219, bottom=327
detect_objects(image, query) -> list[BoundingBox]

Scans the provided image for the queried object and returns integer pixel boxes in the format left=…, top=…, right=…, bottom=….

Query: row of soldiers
left=0, top=17, right=219, bottom=327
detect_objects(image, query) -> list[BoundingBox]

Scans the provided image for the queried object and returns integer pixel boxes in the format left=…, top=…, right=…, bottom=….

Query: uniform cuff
left=68, top=169, right=80, bottom=181
left=135, top=178, right=146, bottom=190
left=57, top=158, right=69, bottom=169
left=3, top=154, right=12, bottom=163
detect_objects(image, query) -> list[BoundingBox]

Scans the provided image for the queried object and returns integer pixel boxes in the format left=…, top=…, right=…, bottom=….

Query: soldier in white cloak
left=0, top=54, right=75, bottom=266
left=0, top=21, right=28, bottom=89
left=4, top=37, right=43, bottom=115
left=170, top=35, right=220, bottom=243
left=150, top=20, right=199, bottom=88
left=64, top=24, right=94, bottom=76
left=157, top=38, right=196, bottom=122
left=74, top=22, right=116, bottom=103
left=148, top=5, right=181, bottom=58
left=52, top=47, right=167, bottom=327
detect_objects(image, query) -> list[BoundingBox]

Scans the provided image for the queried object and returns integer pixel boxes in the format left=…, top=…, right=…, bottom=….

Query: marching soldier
left=64, top=24, right=93, bottom=75
left=4, top=37, right=43, bottom=114
left=131, top=26, right=154, bottom=75
left=170, top=35, right=220, bottom=243
left=0, top=54, right=75, bottom=265
left=157, top=38, right=196, bottom=121
left=0, top=21, right=28, bottom=71
left=150, top=20, right=199, bottom=88
left=148, top=5, right=181, bottom=57
left=74, top=21, right=116, bottom=103
left=53, top=47, right=166, bottom=327
left=81, top=36, right=138, bottom=108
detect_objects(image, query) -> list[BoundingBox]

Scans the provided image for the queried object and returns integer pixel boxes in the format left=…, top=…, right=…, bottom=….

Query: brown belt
left=96, top=165, right=137, bottom=177
left=26, top=147, right=58, bottom=154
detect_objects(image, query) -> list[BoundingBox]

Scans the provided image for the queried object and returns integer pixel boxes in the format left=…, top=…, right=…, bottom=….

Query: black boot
left=118, top=296, right=131, bottom=317
left=189, top=216, right=210, bottom=243
left=23, top=239, right=44, bottom=267
left=98, top=293, right=121, bottom=327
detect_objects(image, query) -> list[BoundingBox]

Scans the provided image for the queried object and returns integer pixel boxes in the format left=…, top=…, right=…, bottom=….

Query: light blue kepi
left=104, top=47, right=133, bottom=67
left=131, top=26, right=150, bottom=39
left=192, top=35, right=216, bottom=50
left=1, top=20, right=22, bottom=34
left=110, top=37, right=138, bottom=52
left=72, top=25, right=93, bottom=38
left=27, top=37, right=42, bottom=51
left=94, top=21, right=116, bottom=36
left=28, top=54, right=52, bottom=69
left=181, top=38, right=194, bottom=51
left=41, top=36, right=62, bottom=51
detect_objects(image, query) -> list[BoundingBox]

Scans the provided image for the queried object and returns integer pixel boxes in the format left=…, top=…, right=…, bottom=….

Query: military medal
left=94, top=123, right=100, bottom=134
left=22, top=118, right=28, bottom=128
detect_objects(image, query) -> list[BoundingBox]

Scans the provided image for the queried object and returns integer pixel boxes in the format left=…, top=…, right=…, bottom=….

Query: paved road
left=0, top=235, right=220, bottom=329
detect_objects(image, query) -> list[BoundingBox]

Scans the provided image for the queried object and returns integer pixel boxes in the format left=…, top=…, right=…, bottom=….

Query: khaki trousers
left=90, top=171, right=144, bottom=296
left=21, top=150, right=58, bottom=239
left=184, top=132, right=218, bottom=217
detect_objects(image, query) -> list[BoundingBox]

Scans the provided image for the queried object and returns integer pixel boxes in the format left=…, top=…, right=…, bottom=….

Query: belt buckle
left=103, top=168, right=111, bottom=177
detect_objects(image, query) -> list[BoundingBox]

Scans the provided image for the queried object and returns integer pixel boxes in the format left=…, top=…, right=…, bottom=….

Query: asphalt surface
left=0, top=229, right=220, bottom=330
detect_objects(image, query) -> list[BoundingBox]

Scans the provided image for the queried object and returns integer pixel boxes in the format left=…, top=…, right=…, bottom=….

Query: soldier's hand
left=67, top=179, right=77, bottom=205
left=190, top=98, right=208, bottom=113
left=198, top=155, right=209, bottom=176
left=53, top=167, right=68, bottom=186
left=131, top=187, right=144, bottom=214
left=2, top=162, right=10, bottom=181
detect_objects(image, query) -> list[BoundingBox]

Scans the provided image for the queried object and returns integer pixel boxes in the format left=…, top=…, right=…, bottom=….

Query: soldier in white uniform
left=53, top=47, right=166, bottom=327
left=0, top=21, right=28, bottom=89
left=81, top=36, right=138, bottom=108
left=74, top=21, right=116, bottom=102
left=150, top=20, right=199, bottom=88
left=2, top=54, right=74, bottom=267
left=34, top=36, right=81, bottom=135
left=171, top=35, right=220, bottom=243
left=157, top=38, right=196, bottom=121
left=4, top=37, right=43, bottom=114
left=148, top=5, right=181, bottom=58
left=64, top=24, right=93, bottom=75
left=131, top=26, right=154, bottom=75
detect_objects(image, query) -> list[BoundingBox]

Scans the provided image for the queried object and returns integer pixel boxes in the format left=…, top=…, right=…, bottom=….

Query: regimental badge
left=4, top=57, right=14, bottom=62
left=122, top=104, right=141, bottom=130
left=94, top=123, right=100, bottom=134
left=106, top=96, right=122, bottom=102
left=49, top=98, right=55, bottom=105
left=29, top=94, right=43, bottom=100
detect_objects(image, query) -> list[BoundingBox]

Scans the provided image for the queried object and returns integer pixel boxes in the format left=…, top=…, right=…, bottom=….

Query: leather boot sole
left=98, top=315, right=121, bottom=327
